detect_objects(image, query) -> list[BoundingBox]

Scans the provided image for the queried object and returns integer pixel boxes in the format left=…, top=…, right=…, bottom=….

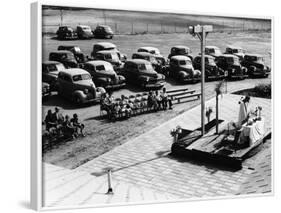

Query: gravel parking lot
left=42, top=31, right=271, bottom=169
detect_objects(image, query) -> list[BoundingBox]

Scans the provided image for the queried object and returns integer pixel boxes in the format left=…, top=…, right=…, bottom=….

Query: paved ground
left=43, top=94, right=272, bottom=208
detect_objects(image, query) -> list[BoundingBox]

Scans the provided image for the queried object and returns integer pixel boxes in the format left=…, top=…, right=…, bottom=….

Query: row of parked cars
left=42, top=42, right=270, bottom=104
left=56, top=25, right=114, bottom=40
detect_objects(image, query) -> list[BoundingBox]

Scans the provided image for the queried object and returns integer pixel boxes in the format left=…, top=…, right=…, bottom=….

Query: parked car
left=49, top=50, right=79, bottom=68
left=91, top=42, right=127, bottom=62
left=76, top=25, right=93, bottom=39
left=58, top=45, right=86, bottom=63
left=193, top=55, right=226, bottom=81
left=121, top=59, right=165, bottom=89
left=42, top=61, right=65, bottom=90
left=94, top=50, right=123, bottom=72
left=167, top=55, right=201, bottom=83
left=42, top=82, right=51, bottom=98
left=83, top=60, right=126, bottom=90
left=132, top=52, right=162, bottom=73
left=224, top=45, right=245, bottom=60
left=241, top=54, right=270, bottom=78
left=137, top=47, right=167, bottom=66
left=57, top=68, right=106, bottom=104
left=216, top=54, right=248, bottom=80
left=93, top=25, right=114, bottom=39
left=205, top=46, right=222, bottom=60
left=56, top=26, right=77, bottom=40
left=168, top=46, right=193, bottom=60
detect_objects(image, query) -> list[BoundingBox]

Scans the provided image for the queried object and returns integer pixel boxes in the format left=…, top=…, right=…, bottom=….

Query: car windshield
left=72, top=74, right=91, bottom=81
left=95, top=64, right=114, bottom=72
left=138, top=63, right=153, bottom=71
left=226, top=57, right=239, bottom=65
left=232, top=49, right=243, bottom=53
left=73, top=47, right=81, bottom=53
left=179, top=60, right=191, bottom=65
left=207, top=58, right=216, bottom=65
left=104, top=53, right=119, bottom=60
left=177, top=49, right=188, bottom=54
left=208, top=48, right=221, bottom=54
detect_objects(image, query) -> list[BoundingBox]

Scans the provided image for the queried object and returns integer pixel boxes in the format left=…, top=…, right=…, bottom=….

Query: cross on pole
left=188, top=25, right=213, bottom=135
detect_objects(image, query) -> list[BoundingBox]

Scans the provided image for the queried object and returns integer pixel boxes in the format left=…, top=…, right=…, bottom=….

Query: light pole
left=189, top=25, right=213, bottom=135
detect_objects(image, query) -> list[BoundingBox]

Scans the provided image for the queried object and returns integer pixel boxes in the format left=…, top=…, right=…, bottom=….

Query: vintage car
left=83, top=60, right=126, bottom=90
left=193, top=55, right=226, bottom=81
left=56, top=26, right=77, bottom=40
left=137, top=47, right=167, bottom=66
left=132, top=52, right=162, bottom=72
left=57, top=45, right=86, bottom=63
left=94, top=50, right=123, bottom=71
left=121, top=59, right=165, bottom=89
left=167, top=55, right=201, bottom=83
left=76, top=25, right=93, bottom=39
left=49, top=50, right=79, bottom=68
left=241, top=54, right=270, bottom=78
left=216, top=54, right=248, bottom=80
left=205, top=46, right=222, bottom=60
left=93, top=25, right=114, bottom=39
left=224, top=45, right=245, bottom=60
left=42, top=61, right=65, bottom=89
left=42, top=82, right=51, bottom=98
left=91, top=42, right=127, bottom=62
left=168, top=45, right=193, bottom=60
left=57, top=68, right=106, bottom=104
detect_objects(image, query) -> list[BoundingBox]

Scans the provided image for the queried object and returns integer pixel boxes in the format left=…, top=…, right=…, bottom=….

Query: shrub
left=253, top=82, right=271, bottom=98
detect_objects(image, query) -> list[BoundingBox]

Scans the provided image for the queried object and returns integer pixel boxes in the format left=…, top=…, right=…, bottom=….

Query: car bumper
left=250, top=71, right=269, bottom=77
left=104, top=82, right=126, bottom=90
left=181, top=76, right=201, bottom=83
left=144, top=81, right=165, bottom=89
left=228, top=74, right=248, bottom=79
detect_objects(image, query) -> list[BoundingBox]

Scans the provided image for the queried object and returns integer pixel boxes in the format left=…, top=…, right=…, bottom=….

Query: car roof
left=205, top=45, right=220, bottom=49
left=172, top=45, right=190, bottom=50
left=133, top=52, right=153, bottom=57
left=127, top=59, right=151, bottom=64
left=245, top=53, right=262, bottom=57
left=138, top=46, right=159, bottom=51
left=60, top=68, right=90, bottom=76
left=85, top=60, right=112, bottom=66
left=96, top=50, right=118, bottom=54
left=50, top=50, right=73, bottom=55
left=77, top=25, right=91, bottom=28
left=221, top=54, right=239, bottom=58
left=97, top=25, right=111, bottom=28
left=94, top=42, right=116, bottom=48
left=171, top=55, right=191, bottom=61
left=226, top=45, right=243, bottom=49
left=43, top=60, right=63, bottom=65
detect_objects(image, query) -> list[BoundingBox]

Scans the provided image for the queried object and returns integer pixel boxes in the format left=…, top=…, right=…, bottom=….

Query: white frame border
left=31, top=0, right=274, bottom=211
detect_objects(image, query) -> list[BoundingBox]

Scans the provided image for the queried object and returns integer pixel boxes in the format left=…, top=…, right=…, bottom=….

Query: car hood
left=75, top=80, right=95, bottom=88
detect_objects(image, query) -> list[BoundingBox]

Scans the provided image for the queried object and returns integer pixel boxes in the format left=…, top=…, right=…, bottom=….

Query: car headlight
left=84, top=89, right=89, bottom=94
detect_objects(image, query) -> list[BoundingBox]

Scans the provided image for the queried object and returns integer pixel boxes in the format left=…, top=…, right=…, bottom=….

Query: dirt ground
left=42, top=31, right=271, bottom=169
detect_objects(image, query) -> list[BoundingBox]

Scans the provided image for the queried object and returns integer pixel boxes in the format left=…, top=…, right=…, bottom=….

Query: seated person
left=147, top=91, right=158, bottom=111
left=45, top=109, right=57, bottom=131
left=70, top=113, right=85, bottom=136
left=155, top=90, right=162, bottom=110
left=52, top=107, right=64, bottom=126
left=62, top=115, right=77, bottom=139
left=161, top=87, right=172, bottom=110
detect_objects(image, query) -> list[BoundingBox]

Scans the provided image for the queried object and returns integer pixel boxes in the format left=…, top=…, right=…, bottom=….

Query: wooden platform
left=171, top=121, right=271, bottom=170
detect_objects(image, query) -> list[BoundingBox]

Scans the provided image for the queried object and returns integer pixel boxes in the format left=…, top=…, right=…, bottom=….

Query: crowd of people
left=44, top=107, right=85, bottom=139
left=101, top=87, right=173, bottom=120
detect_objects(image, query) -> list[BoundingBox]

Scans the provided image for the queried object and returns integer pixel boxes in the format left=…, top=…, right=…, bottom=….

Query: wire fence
left=42, top=19, right=271, bottom=36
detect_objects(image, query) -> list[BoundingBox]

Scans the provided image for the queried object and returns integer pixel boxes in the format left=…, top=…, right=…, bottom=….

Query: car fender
left=178, top=71, right=189, bottom=78
left=72, top=90, right=87, bottom=103
left=249, top=65, right=256, bottom=72
left=138, top=75, right=150, bottom=82
left=118, top=75, right=126, bottom=82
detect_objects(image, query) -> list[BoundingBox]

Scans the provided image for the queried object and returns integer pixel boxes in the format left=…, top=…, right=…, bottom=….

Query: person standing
left=161, top=87, right=172, bottom=110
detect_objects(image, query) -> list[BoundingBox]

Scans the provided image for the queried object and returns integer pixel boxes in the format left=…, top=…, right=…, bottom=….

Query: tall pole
left=201, top=27, right=206, bottom=135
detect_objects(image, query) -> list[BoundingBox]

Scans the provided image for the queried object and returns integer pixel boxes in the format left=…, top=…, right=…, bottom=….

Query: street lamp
left=189, top=25, right=213, bottom=135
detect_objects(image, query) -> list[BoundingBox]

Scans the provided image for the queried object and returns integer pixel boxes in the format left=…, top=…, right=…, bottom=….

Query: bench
left=172, top=93, right=201, bottom=104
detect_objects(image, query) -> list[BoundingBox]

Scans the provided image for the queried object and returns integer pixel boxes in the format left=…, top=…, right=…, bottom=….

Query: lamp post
left=189, top=25, right=213, bottom=135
